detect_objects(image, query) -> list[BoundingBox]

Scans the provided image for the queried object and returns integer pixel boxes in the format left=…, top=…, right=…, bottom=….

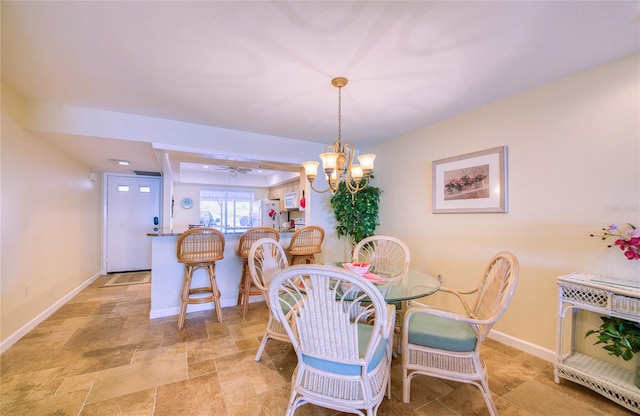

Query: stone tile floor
left=0, top=275, right=634, bottom=415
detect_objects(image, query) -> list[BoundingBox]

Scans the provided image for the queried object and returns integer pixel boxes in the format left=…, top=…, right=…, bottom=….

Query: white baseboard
left=489, top=329, right=556, bottom=363
left=0, top=271, right=103, bottom=354
left=150, top=303, right=214, bottom=319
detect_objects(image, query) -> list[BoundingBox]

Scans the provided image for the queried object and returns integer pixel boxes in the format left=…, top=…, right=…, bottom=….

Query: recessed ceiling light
left=110, top=158, right=130, bottom=166
left=202, top=165, right=209, bottom=169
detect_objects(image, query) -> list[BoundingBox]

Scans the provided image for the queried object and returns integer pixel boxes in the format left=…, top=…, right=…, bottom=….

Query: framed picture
left=432, top=146, right=508, bottom=213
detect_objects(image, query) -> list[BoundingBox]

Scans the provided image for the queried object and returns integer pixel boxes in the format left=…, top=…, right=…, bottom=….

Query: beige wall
left=1, top=84, right=102, bottom=346
left=369, top=53, right=640, bottom=358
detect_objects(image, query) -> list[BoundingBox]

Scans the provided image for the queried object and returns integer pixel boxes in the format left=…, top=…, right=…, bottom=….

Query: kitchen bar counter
left=146, top=233, right=181, bottom=237
left=148, top=231, right=293, bottom=319
left=147, top=230, right=296, bottom=237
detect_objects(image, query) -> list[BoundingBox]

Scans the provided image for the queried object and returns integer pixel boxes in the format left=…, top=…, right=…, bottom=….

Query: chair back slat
left=287, top=226, right=324, bottom=255
left=248, top=238, right=291, bottom=361
left=248, top=238, right=288, bottom=293
left=353, top=235, right=410, bottom=279
left=177, top=228, right=225, bottom=263
left=237, top=227, right=280, bottom=258
left=472, top=252, right=519, bottom=325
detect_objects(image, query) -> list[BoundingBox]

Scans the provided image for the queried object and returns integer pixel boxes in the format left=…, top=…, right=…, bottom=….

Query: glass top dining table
left=327, top=262, right=441, bottom=303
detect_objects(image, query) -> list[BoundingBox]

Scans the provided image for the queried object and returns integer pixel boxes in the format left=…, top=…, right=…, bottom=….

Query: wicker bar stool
left=236, top=227, right=280, bottom=317
left=176, top=227, right=225, bottom=329
left=285, top=225, right=325, bottom=265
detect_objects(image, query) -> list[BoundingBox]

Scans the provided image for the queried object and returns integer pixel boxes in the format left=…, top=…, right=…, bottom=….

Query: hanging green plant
left=330, top=180, right=382, bottom=247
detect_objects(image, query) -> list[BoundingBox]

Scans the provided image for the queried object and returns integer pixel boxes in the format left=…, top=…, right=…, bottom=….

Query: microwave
left=284, top=192, right=298, bottom=210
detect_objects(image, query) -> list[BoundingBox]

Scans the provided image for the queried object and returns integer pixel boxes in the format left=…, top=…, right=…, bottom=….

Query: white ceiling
left=2, top=1, right=639, bottom=179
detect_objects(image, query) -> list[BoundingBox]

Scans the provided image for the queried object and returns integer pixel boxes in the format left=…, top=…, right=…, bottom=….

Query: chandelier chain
left=337, top=84, right=342, bottom=145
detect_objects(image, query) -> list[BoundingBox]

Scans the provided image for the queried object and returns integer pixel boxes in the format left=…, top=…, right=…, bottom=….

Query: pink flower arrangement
left=591, top=223, right=640, bottom=260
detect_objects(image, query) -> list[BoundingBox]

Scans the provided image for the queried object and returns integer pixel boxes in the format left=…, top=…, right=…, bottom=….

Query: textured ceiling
left=2, top=1, right=639, bottom=176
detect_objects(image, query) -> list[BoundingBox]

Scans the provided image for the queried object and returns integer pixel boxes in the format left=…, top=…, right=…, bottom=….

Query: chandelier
left=303, top=77, right=376, bottom=195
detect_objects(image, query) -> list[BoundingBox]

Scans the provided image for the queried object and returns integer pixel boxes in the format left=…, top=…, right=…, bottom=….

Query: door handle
left=153, top=216, right=159, bottom=225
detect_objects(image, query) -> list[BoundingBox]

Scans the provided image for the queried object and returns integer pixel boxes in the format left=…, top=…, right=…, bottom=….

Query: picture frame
left=432, top=146, right=508, bottom=213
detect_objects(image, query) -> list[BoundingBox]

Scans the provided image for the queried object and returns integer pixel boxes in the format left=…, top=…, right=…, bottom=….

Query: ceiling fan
left=213, top=166, right=252, bottom=176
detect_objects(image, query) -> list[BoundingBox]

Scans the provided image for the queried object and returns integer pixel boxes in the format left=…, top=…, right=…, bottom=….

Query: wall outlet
left=25, top=284, right=32, bottom=298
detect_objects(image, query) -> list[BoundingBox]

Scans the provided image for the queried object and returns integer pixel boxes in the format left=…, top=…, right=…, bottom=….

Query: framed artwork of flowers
left=432, top=146, right=508, bottom=213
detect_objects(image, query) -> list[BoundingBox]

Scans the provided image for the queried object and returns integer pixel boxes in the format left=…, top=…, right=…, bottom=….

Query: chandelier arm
left=344, top=175, right=369, bottom=194
left=326, top=143, right=338, bottom=153
left=342, top=141, right=364, bottom=194
left=328, top=174, right=340, bottom=193
left=309, top=176, right=340, bottom=195
left=342, top=141, right=355, bottom=183
left=308, top=181, right=332, bottom=194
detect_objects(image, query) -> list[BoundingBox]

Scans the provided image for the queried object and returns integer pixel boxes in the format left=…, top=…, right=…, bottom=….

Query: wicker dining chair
left=285, top=226, right=325, bottom=264
left=176, top=227, right=226, bottom=328
left=353, top=235, right=410, bottom=351
left=353, top=235, right=410, bottom=282
left=269, top=264, right=395, bottom=416
left=236, top=227, right=280, bottom=317
left=248, top=237, right=290, bottom=361
left=401, top=251, right=519, bottom=416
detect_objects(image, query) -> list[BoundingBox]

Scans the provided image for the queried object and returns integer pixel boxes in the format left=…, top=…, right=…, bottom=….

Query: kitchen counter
left=147, top=231, right=294, bottom=319
left=147, top=230, right=296, bottom=237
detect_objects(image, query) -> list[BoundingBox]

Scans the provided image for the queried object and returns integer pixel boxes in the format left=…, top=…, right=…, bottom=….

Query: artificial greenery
left=330, top=180, right=382, bottom=247
left=585, top=316, right=640, bottom=361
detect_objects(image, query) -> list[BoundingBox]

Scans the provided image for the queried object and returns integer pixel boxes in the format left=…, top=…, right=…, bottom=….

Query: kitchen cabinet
left=283, top=181, right=298, bottom=194
left=269, top=180, right=299, bottom=211
left=268, top=185, right=282, bottom=202
left=555, top=272, right=640, bottom=414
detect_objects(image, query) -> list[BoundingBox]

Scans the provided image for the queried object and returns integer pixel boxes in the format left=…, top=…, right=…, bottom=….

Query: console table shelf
left=556, top=272, right=640, bottom=414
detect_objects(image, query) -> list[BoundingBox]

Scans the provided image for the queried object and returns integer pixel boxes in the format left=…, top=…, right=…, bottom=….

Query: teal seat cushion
left=407, top=312, right=477, bottom=352
left=301, top=323, right=387, bottom=376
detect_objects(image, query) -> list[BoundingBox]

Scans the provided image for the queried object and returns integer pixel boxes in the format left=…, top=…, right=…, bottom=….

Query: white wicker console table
left=556, top=272, right=640, bottom=414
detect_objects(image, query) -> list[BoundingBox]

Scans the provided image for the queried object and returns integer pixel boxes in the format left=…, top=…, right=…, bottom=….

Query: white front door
left=106, top=175, right=161, bottom=272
